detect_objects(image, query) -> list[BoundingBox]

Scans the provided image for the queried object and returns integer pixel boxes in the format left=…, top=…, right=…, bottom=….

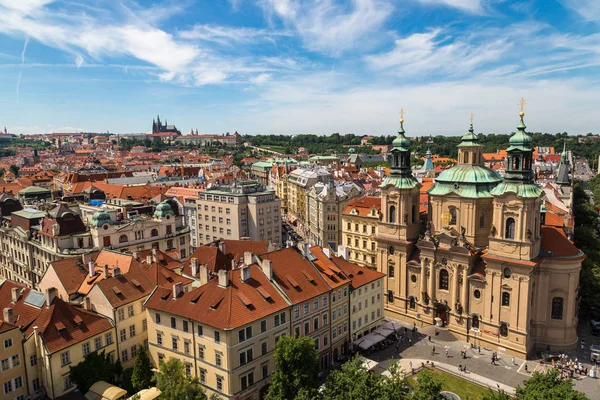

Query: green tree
left=69, top=350, right=123, bottom=394
left=131, top=345, right=153, bottom=392
left=515, top=369, right=588, bottom=399
left=410, top=370, right=443, bottom=400
left=154, top=358, right=206, bottom=400
left=266, top=336, right=319, bottom=400
left=320, top=356, right=385, bottom=400
left=382, top=361, right=411, bottom=399
left=482, top=388, right=512, bottom=400
left=8, top=165, right=20, bottom=177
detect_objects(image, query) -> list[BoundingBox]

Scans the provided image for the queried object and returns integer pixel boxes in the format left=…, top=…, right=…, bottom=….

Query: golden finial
left=469, top=113, right=475, bottom=125
left=399, top=108, right=406, bottom=124
left=519, top=97, right=526, bottom=117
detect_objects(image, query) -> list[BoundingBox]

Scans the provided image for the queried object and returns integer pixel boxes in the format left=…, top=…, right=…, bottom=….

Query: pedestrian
left=524, top=364, right=528, bottom=372
left=428, top=335, right=431, bottom=342
left=512, top=356, right=515, bottom=365
left=432, top=346, right=436, bottom=355
left=409, top=338, right=412, bottom=346
left=463, top=365, right=467, bottom=373
left=395, top=343, right=399, bottom=352
left=445, top=348, right=449, bottom=358
left=409, top=361, right=413, bottom=370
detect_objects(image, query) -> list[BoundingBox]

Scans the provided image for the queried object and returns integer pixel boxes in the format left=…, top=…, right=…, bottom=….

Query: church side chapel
left=376, top=104, right=584, bottom=359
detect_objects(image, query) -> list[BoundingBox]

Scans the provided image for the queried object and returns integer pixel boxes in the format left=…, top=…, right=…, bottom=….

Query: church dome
left=428, top=165, right=502, bottom=198
left=392, top=133, right=411, bottom=149
left=507, top=114, right=533, bottom=151
left=154, top=201, right=175, bottom=218
left=90, top=210, right=111, bottom=227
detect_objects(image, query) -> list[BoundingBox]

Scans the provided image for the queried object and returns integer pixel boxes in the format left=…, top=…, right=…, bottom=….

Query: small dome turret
left=154, top=201, right=175, bottom=218
left=90, top=210, right=111, bottom=228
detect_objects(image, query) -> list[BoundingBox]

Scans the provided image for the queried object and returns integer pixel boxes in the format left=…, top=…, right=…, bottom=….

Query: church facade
left=376, top=111, right=584, bottom=359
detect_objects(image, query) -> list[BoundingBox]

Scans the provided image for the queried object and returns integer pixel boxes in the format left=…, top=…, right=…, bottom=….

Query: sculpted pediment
left=435, top=229, right=458, bottom=247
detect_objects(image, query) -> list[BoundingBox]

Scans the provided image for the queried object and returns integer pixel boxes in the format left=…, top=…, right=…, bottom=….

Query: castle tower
left=376, top=111, right=421, bottom=316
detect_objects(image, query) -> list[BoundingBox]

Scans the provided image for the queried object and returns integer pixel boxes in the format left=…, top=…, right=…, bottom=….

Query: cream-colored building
left=286, top=168, right=329, bottom=227
left=196, top=181, right=281, bottom=247
left=305, top=181, right=362, bottom=248
left=0, top=319, right=27, bottom=400
left=146, top=263, right=290, bottom=400
left=376, top=116, right=584, bottom=359
left=341, top=196, right=382, bottom=269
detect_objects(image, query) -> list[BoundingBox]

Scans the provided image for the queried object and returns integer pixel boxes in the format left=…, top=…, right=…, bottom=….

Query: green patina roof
left=507, top=115, right=533, bottom=152
left=457, top=124, right=481, bottom=147
left=18, top=186, right=51, bottom=194
left=251, top=161, right=275, bottom=169
left=490, top=182, right=543, bottom=198
left=380, top=176, right=420, bottom=190
left=154, top=201, right=176, bottom=218
left=428, top=165, right=502, bottom=198
left=391, top=123, right=411, bottom=151
left=90, top=210, right=112, bottom=227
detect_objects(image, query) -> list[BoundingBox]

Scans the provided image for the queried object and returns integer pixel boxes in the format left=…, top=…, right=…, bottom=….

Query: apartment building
left=0, top=319, right=27, bottom=400
left=269, top=164, right=296, bottom=215
left=145, top=262, right=290, bottom=400
left=305, top=180, right=363, bottom=248
left=341, top=196, right=382, bottom=269
left=86, top=199, right=191, bottom=261
left=286, top=168, right=329, bottom=227
left=260, top=248, right=333, bottom=369
left=196, top=181, right=281, bottom=247
left=333, top=252, right=386, bottom=340
left=0, top=281, right=117, bottom=399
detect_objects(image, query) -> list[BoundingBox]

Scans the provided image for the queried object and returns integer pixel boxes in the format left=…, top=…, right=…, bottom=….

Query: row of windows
left=346, top=222, right=376, bottom=234
left=352, top=310, right=381, bottom=331
left=61, top=333, right=113, bottom=366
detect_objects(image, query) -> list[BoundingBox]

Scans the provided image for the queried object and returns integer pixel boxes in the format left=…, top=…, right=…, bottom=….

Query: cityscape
left=1, top=1, right=599, bottom=400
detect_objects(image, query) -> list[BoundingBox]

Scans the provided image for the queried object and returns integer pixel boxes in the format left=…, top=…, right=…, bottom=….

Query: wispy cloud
left=413, top=0, right=485, bottom=14
left=16, top=36, right=29, bottom=102
left=259, top=0, right=394, bottom=56
left=179, top=25, right=291, bottom=45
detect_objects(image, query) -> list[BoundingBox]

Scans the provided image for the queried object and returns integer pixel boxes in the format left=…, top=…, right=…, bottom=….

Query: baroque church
left=376, top=109, right=584, bottom=358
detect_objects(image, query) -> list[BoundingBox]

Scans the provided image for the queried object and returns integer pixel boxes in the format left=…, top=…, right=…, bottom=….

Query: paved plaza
left=362, top=319, right=600, bottom=399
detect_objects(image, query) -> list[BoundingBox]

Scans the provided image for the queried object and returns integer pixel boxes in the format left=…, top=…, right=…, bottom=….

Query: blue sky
left=1, top=0, right=600, bottom=136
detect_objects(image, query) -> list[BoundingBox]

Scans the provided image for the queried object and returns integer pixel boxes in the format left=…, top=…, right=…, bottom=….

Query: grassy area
left=259, top=145, right=287, bottom=153
left=408, top=368, right=492, bottom=399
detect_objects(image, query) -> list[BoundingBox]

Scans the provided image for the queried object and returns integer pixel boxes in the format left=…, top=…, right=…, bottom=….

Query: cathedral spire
left=380, top=109, right=419, bottom=190
left=504, top=99, right=534, bottom=183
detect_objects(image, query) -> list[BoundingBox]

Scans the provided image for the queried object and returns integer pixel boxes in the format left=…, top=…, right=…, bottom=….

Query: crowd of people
left=551, top=354, right=589, bottom=378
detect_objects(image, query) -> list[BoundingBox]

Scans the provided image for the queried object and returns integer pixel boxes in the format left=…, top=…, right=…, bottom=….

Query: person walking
left=445, top=348, right=449, bottom=358
left=512, top=356, right=515, bottom=366
left=432, top=345, right=436, bottom=356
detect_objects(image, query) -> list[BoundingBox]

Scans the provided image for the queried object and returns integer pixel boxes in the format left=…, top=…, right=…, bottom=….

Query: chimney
left=261, top=259, right=273, bottom=280
left=190, top=258, right=199, bottom=276
left=240, top=265, right=251, bottom=283
left=323, top=247, right=331, bottom=259
left=218, top=241, right=225, bottom=254
left=113, top=267, right=121, bottom=278
left=132, top=251, right=139, bottom=260
left=81, top=252, right=92, bottom=266
left=244, top=251, right=253, bottom=266
left=172, top=282, right=183, bottom=299
left=45, top=287, right=57, bottom=308
left=303, top=242, right=311, bottom=257
left=3, top=308, right=14, bottom=324
left=11, top=287, right=20, bottom=303
left=199, top=264, right=209, bottom=286
left=217, top=270, right=229, bottom=288
left=337, top=245, right=349, bottom=261
left=88, top=261, right=95, bottom=277
left=103, top=264, right=109, bottom=278
left=151, top=248, right=158, bottom=263
left=84, top=297, right=91, bottom=311
left=146, top=255, right=152, bottom=265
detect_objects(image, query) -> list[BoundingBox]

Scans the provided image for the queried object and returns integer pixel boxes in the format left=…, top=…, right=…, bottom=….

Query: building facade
left=286, top=169, right=330, bottom=228
left=376, top=114, right=583, bottom=359
left=341, top=196, right=382, bottom=269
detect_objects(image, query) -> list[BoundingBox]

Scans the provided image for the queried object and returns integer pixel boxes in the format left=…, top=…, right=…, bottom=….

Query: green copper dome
left=507, top=114, right=533, bottom=151
left=457, top=124, right=479, bottom=147
left=428, top=165, right=502, bottom=198
left=392, top=123, right=411, bottom=150
left=90, top=210, right=111, bottom=227
left=154, top=201, right=175, bottom=218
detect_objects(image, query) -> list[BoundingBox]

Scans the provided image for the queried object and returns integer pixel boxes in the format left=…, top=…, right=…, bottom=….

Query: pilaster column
left=420, top=259, right=427, bottom=295
left=428, top=263, right=435, bottom=301
left=461, top=265, right=469, bottom=310
left=452, top=266, right=459, bottom=307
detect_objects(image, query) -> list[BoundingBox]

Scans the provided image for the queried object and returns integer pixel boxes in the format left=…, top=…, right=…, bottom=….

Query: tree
left=515, top=369, right=588, bottom=399
left=131, top=345, right=153, bottom=392
left=381, top=361, right=411, bottom=400
left=8, top=165, right=19, bottom=177
left=69, top=350, right=123, bottom=394
left=154, top=358, right=206, bottom=400
left=482, top=388, right=512, bottom=400
left=266, top=335, right=320, bottom=400
left=410, top=370, right=443, bottom=400
left=320, top=356, right=385, bottom=400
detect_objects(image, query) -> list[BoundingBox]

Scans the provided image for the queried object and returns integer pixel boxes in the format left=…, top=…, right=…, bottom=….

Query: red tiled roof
left=309, top=246, right=351, bottom=289
left=342, top=196, right=381, bottom=217
left=95, top=263, right=154, bottom=307
left=145, top=264, right=289, bottom=330
left=540, top=226, right=584, bottom=259
left=332, top=255, right=384, bottom=289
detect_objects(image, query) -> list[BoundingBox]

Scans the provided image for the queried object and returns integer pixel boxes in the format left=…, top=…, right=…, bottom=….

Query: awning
left=128, top=388, right=161, bottom=400
left=372, top=325, right=395, bottom=338
left=381, top=320, right=398, bottom=332
left=85, top=381, right=127, bottom=400
left=354, top=333, right=386, bottom=350
left=360, top=356, right=379, bottom=371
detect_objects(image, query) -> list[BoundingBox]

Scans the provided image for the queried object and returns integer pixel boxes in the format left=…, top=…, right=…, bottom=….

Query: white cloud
left=250, top=73, right=272, bottom=84
left=560, top=0, right=600, bottom=21
left=74, top=53, right=84, bottom=68
left=179, top=24, right=291, bottom=45
left=260, top=0, right=394, bottom=55
left=413, top=0, right=485, bottom=14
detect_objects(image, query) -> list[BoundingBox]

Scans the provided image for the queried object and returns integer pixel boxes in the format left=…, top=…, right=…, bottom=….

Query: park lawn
left=408, top=368, right=492, bottom=400
left=261, top=145, right=287, bottom=153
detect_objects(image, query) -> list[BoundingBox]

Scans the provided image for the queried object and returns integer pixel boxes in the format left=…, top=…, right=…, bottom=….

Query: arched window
left=439, top=269, right=449, bottom=290
left=513, top=156, right=520, bottom=170
left=472, top=315, right=479, bottom=329
left=500, top=323, right=508, bottom=337
left=118, top=234, right=128, bottom=243
left=388, top=265, right=395, bottom=278
left=449, top=208, right=457, bottom=226
left=505, top=218, right=515, bottom=239
left=151, top=228, right=159, bottom=237
left=551, top=297, right=564, bottom=320
left=389, top=205, right=396, bottom=224
left=409, top=296, right=416, bottom=309
left=412, top=205, right=418, bottom=223
left=464, top=152, right=469, bottom=164
left=387, top=290, right=394, bottom=303
left=501, top=292, right=510, bottom=307
left=479, top=212, right=485, bottom=228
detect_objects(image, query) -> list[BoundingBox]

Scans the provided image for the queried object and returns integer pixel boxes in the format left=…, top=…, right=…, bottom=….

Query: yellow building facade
left=341, top=197, right=382, bottom=269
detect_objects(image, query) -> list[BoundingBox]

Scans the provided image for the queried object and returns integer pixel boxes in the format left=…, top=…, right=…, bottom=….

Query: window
left=505, top=217, right=515, bottom=239
left=294, top=326, right=300, bottom=337
left=274, top=314, right=280, bottom=327
left=389, top=205, right=396, bottom=223
left=105, top=332, right=113, bottom=345
left=64, top=375, right=73, bottom=390
left=142, top=319, right=147, bottom=332
left=473, top=289, right=481, bottom=299
left=30, top=355, right=37, bottom=367
left=171, top=317, right=177, bottom=329
left=262, top=341, right=268, bottom=355
left=388, top=265, right=394, bottom=278
left=61, top=351, right=70, bottom=366
left=439, top=269, right=449, bottom=290
left=239, top=348, right=253, bottom=365
left=472, top=315, right=480, bottom=329
left=182, top=320, right=189, bottom=333
left=184, top=340, right=190, bottom=355
left=280, top=312, right=286, bottom=324
left=172, top=337, right=178, bottom=351
left=120, top=329, right=127, bottom=342
left=241, top=372, right=254, bottom=391
left=215, top=351, right=222, bottom=366
left=197, top=344, right=205, bottom=359
left=131, top=345, right=138, bottom=358
left=449, top=208, right=457, bottom=225
left=313, top=299, right=319, bottom=310
left=119, top=234, right=128, bottom=243
left=411, top=274, right=417, bottom=283
left=500, top=323, right=508, bottom=337
left=502, top=292, right=510, bottom=307
left=479, top=212, right=485, bottom=228
left=304, top=322, right=310, bottom=335
left=263, top=364, right=268, bottom=379
left=303, top=303, right=309, bottom=314
left=157, top=333, right=163, bottom=346
left=197, top=324, right=203, bottom=336
left=313, top=317, right=319, bottom=331
left=151, top=229, right=158, bottom=237
left=155, top=313, right=161, bottom=324
left=387, top=290, right=394, bottom=303
left=552, top=297, right=564, bottom=320
left=409, top=296, right=416, bottom=309
left=95, top=337, right=102, bottom=350
left=3, top=338, right=12, bottom=348
left=503, top=268, right=511, bottom=279
left=239, top=326, right=252, bottom=342
left=129, top=325, right=136, bottom=338
left=121, top=349, right=129, bottom=362
left=3, top=380, right=12, bottom=394
left=199, top=368, right=206, bottom=383
left=261, top=320, right=267, bottom=333
left=323, top=313, right=328, bottom=326
left=294, top=306, right=300, bottom=318
left=185, top=363, right=191, bottom=376
left=215, top=331, right=220, bottom=343
left=118, top=308, right=125, bottom=321
left=33, top=378, right=40, bottom=391
left=83, top=342, right=91, bottom=356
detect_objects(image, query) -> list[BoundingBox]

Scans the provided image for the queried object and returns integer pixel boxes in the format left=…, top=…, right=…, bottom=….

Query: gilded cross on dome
left=399, top=108, right=406, bottom=124
left=519, top=97, right=526, bottom=117
left=469, top=113, right=475, bottom=124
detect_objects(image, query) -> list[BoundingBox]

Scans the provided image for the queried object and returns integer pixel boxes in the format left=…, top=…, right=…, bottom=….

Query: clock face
left=441, top=258, right=447, bottom=265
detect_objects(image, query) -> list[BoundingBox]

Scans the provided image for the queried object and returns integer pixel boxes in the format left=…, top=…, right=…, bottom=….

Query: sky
left=1, top=0, right=600, bottom=136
